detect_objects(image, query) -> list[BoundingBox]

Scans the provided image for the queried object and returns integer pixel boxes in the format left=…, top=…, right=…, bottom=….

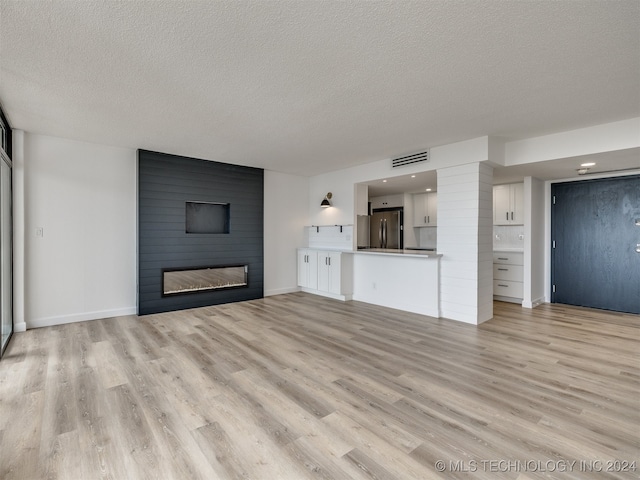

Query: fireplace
left=162, top=265, right=248, bottom=296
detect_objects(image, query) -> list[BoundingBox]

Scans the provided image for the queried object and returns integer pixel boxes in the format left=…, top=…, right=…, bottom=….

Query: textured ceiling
left=1, top=1, right=639, bottom=176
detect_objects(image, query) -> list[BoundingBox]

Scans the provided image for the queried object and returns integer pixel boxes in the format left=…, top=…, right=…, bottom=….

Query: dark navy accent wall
left=138, top=150, right=264, bottom=315
left=551, top=175, right=640, bottom=314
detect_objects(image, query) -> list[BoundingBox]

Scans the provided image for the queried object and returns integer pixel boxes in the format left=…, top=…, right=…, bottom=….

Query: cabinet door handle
left=511, top=211, right=514, bottom=220
left=498, top=257, right=508, bottom=260
left=328, top=257, right=331, bottom=266
left=498, top=284, right=509, bottom=287
left=498, top=268, right=509, bottom=271
left=424, top=216, right=427, bottom=224
left=427, top=215, right=430, bottom=223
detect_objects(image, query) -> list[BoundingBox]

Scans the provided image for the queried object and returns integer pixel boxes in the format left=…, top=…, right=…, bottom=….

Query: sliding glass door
left=0, top=149, right=11, bottom=356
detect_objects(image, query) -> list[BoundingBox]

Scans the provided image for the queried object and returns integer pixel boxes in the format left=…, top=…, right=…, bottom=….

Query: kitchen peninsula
left=348, top=248, right=441, bottom=317
left=298, top=238, right=441, bottom=318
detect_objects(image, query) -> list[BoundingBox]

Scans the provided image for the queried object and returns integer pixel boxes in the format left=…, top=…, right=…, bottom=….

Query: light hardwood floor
left=0, top=294, right=638, bottom=479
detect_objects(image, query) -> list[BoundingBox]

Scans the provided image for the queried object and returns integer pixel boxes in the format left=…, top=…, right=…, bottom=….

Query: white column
left=12, top=129, right=26, bottom=332
left=523, top=176, right=546, bottom=308
left=437, top=162, right=493, bottom=324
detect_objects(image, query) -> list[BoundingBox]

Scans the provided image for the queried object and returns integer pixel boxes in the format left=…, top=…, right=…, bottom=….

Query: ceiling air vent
left=391, top=150, right=429, bottom=168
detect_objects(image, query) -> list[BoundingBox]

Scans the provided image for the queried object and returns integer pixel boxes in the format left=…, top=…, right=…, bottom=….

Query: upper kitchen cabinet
left=370, top=194, right=404, bottom=210
left=413, top=192, right=437, bottom=226
left=493, top=183, right=524, bottom=225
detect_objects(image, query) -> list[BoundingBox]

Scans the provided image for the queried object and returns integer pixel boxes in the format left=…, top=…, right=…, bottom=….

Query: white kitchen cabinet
left=297, top=249, right=318, bottom=290
left=493, top=183, right=524, bottom=225
left=493, top=251, right=523, bottom=302
left=317, top=251, right=343, bottom=295
left=370, top=194, right=404, bottom=210
left=413, top=192, right=437, bottom=226
left=297, top=249, right=353, bottom=300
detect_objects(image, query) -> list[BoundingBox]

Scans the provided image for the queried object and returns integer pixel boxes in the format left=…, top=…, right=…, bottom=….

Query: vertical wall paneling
left=437, top=162, right=493, bottom=324
left=138, top=150, right=264, bottom=315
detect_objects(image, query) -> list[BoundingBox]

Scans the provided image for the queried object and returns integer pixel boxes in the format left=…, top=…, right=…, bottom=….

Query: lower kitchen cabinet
left=297, top=249, right=318, bottom=290
left=493, top=251, right=523, bottom=303
left=297, top=248, right=353, bottom=300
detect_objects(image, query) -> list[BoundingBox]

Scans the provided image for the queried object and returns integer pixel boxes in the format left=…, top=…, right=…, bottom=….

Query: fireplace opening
left=162, top=265, right=248, bottom=296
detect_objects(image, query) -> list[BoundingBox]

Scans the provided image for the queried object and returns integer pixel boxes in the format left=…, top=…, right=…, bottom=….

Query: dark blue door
left=551, top=175, right=640, bottom=314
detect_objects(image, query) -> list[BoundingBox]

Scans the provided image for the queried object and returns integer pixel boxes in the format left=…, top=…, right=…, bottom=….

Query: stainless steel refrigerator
left=369, top=210, right=402, bottom=249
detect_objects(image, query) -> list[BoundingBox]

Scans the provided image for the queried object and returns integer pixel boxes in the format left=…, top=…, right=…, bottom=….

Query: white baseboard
left=264, top=287, right=300, bottom=297
left=13, top=321, right=27, bottom=333
left=522, top=296, right=546, bottom=309
left=27, top=307, right=137, bottom=330
left=300, top=287, right=351, bottom=302
left=493, top=295, right=522, bottom=304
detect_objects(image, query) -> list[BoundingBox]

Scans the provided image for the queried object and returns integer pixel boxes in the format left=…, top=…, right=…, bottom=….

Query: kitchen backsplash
left=494, top=225, right=524, bottom=250
left=306, top=225, right=353, bottom=250
left=418, top=227, right=437, bottom=249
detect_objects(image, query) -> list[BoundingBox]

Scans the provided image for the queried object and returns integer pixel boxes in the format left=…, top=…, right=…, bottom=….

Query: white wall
left=307, top=136, right=492, bottom=324
left=23, top=133, right=137, bottom=328
left=18, top=135, right=310, bottom=327
left=403, top=193, right=418, bottom=248
left=523, top=176, right=545, bottom=308
left=309, top=136, right=490, bottom=226
left=504, top=117, right=640, bottom=165
left=263, top=170, right=309, bottom=296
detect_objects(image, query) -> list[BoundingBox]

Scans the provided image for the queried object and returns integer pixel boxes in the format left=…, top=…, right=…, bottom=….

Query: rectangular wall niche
left=186, top=201, right=230, bottom=234
left=163, top=265, right=248, bottom=296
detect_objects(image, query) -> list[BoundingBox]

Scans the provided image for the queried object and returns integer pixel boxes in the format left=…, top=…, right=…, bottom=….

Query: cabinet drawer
left=493, top=280, right=523, bottom=298
left=493, top=252, right=523, bottom=265
left=493, top=264, right=523, bottom=282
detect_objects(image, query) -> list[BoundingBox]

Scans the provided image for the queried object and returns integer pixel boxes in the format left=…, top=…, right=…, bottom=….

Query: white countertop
left=493, top=248, right=524, bottom=253
left=349, top=248, right=442, bottom=258
left=299, top=246, right=441, bottom=258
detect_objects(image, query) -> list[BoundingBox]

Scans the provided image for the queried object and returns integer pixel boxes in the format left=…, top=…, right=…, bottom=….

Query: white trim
left=13, top=321, right=27, bottom=333
left=548, top=169, right=640, bottom=185
left=300, top=287, right=352, bottom=301
left=27, top=307, right=137, bottom=329
left=493, top=295, right=522, bottom=304
left=264, top=287, right=300, bottom=297
left=12, top=130, right=25, bottom=337
left=522, top=296, right=545, bottom=309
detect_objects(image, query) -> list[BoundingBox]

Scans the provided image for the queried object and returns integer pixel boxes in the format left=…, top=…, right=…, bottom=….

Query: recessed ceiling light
left=411, top=175, right=416, bottom=178
left=382, top=179, right=387, bottom=183
left=580, top=162, right=596, bottom=167
left=426, top=188, right=432, bottom=192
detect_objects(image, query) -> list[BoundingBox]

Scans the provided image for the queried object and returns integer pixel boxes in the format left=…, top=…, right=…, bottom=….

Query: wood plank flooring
left=0, top=294, right=638, bottom=479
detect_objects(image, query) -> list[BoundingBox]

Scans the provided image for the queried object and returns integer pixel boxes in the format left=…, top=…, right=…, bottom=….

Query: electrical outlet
left=36, top=227, right=43, bottom=237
